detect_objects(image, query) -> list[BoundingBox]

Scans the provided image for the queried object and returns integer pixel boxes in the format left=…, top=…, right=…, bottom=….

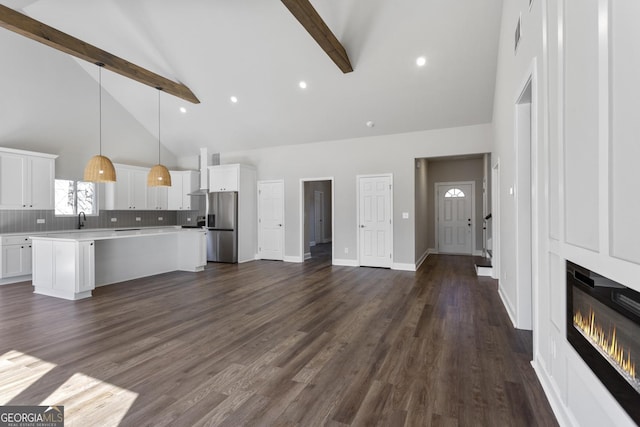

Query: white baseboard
left=284, top=255, right=303, bottom=263
left=304, top=252, right=311, bottom=260
left=531, top=360, right=575, bottom=427
left=415, top=250, right=430, bottom=271
left=473, top=249, right=483, bottom=256
left=428, top=248, right=438, bottom=255
left=498, top=286, right=517, bottom=328
left=0, top=275, right=31, bottom=286
left=392, top=263, right=416, bottom=272
left=333, top=258, right=358, bottom=267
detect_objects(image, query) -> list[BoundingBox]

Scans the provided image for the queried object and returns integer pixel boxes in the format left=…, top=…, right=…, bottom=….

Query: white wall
left=181, top=124, right=492, bottom=267
left=492, top=0, right=639, bottom=426
left=0, top=30, right=177, bottom=180
left=414, top=158, right=429, bottom=264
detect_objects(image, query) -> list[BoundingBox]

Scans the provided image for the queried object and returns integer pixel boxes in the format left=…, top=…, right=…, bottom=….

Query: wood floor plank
left=0, top=249, right=558, bottom=426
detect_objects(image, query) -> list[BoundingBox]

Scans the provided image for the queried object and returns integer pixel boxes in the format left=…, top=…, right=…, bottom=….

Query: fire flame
left=574, top=308, right=636, bottom=380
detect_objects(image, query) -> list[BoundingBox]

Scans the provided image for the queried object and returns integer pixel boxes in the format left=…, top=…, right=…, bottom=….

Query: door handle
left=278, top=224, right=282, bottom=227
left=360, top=225, right=365, bottom=228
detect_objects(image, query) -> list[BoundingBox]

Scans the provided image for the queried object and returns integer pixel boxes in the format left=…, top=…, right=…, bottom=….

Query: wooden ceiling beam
left=0, top=4, right=200, bottom=104
left=281, top=0, right=353, bottom=73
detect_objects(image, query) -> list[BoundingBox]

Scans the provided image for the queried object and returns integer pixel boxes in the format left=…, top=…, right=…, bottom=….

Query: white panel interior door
left=314, top=191, right=324, bottom=244
left=258, top=181, right=284, bottom=260
left=358, top=175, right=392, bottom=268
left=438, top=183, right=473, bottom=254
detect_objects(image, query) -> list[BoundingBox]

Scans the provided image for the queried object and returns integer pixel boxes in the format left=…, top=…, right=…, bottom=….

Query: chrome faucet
left=78, top=211, right=87, bottom=229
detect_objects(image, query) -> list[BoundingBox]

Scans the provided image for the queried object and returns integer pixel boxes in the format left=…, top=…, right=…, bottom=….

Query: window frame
left=54, top=179, right=99, bottom=217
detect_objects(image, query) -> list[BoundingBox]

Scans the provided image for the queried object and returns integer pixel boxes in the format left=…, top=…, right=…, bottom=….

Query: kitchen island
left=30, top=227, right=206, bottom=300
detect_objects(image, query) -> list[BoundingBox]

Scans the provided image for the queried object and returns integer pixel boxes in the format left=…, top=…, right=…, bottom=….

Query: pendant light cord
left=157, top=88, right=161, bottom=164
left=99, top=65, right=103, bottom=156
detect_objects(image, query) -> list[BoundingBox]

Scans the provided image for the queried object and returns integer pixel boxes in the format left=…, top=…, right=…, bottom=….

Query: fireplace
left=567, top=261, right=640, bottom=423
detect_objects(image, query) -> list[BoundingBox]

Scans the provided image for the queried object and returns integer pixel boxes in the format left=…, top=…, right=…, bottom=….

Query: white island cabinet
left=31, top=227, right=206, bottom=300
left=32, top=239, right=95, bottom=300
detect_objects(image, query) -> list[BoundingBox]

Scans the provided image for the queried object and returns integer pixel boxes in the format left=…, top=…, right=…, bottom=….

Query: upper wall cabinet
left=0, top=148, right=57, bottom=210
left=209, top=165, right=239, bottom=192
left=147, top=186, right=168, bottom=210
left=104, top=164, right=149, bottom=210
left=168, top=170, right=200, bottom=210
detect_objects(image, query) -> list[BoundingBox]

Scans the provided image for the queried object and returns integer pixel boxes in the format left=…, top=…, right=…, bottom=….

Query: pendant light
left=84, top=63, right=116, bottom=182
left=147, top=87, right=172, bottom=187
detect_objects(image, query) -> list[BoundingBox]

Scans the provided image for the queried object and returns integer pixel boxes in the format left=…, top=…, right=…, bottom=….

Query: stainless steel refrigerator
left=207, top=192, right=238, bottom=263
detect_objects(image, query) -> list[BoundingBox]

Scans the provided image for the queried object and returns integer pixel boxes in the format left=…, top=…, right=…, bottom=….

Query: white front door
left=258, top=180, right=284, bottom=260
left=358, top=175, right=392, bottom=268
left=437, top=183, right=473, bottom=254
left=314, top=191, right=324, bottom=245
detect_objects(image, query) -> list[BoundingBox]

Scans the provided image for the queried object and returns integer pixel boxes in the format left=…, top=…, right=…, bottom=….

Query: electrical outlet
left=111, top=218, right=117, bottom=222
left=136, top=217, right=141, bottom=222
left=344, top=248, right=349, bottom=254
left=158, top=217, right=163, bottom=221
left=186, top=217, right=192, bottom=222
left=36, top=218, right=45, bottom=224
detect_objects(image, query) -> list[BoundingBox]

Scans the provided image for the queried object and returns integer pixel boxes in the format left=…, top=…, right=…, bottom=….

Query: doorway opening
left=300, top=178, right=333, bottom=264
left=515, top=76, right=534, bottom=331
left=491, top=160, right=500, bottom=280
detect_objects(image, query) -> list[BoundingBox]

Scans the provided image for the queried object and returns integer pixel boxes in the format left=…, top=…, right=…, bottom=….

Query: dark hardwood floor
left=0, top=254, right=558, bottom=426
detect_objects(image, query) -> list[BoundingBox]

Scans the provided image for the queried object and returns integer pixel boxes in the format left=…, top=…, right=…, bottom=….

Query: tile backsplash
left=0, top=210, right=201, bottom=234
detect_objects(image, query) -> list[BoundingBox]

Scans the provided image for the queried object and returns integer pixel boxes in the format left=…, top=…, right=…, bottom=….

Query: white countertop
left=29, top=226, right=205, bottom=242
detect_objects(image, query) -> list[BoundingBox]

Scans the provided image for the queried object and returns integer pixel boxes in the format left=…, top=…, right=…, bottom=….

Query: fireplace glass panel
left=572, top=286, right=639, bottom=393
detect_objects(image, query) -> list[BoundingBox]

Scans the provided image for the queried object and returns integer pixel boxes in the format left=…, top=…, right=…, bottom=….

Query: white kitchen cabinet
left=31, top=239, right=95, bottom=300
left=31, top=229, right=204, bottom=300
left=77, top=241, right=95, bottom=294
left=168, top=170, right=200, bottom=210
left=0, top=234, right=32, bottom=279
left=0, top=148, right=57, bottom=210
left=147, top=186, right=168, bottom=210
left=105, top=164, right=149, bottom=210
left=209, top=165, right=239, bottom=192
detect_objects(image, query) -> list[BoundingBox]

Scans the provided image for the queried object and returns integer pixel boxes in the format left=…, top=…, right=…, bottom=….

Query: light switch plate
left=136, top=217, right=141, bottom=222
left=158, top=217, right=163, bottom=221
left=402, top=212, right=409, bottom=219
left=111, top=218, right=117, bottom=222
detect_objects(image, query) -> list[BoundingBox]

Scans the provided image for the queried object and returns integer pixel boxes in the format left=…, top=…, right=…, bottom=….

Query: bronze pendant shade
left=84, top=64, right=116, bottom=182
left=148, top=88, right=171, bottom=187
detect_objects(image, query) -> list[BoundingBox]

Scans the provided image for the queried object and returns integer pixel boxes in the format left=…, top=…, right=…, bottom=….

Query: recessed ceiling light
left=299, top=81, right=307, bottom=89
left=416, top=56, right=427, bottom=67
left=366, top=120, right=375, bottom=128
left=230, top=96, right=238, bottom=103
left=179, top=107, right=187, bottom=113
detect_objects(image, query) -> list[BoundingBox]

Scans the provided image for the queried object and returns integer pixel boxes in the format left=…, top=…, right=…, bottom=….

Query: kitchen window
left=55, top=179, right=97, bottom=215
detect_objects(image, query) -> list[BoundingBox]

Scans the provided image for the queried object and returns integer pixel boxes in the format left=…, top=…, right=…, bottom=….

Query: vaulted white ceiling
left=0, top=0, right=503, bottom=161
